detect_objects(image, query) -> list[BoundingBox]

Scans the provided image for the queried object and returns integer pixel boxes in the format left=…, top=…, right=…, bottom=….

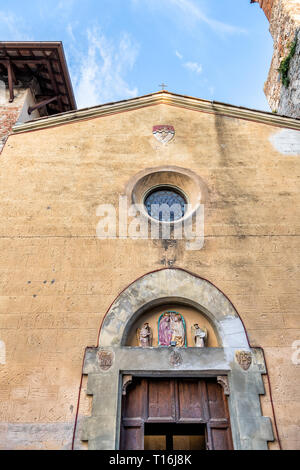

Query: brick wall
left=0, top=106, right=23, bottom=153
left=0, top=85, right=40, bottom=153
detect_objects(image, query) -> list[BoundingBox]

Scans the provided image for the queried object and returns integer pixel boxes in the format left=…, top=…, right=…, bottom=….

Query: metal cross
left=159, top=82, right=167, bottom=90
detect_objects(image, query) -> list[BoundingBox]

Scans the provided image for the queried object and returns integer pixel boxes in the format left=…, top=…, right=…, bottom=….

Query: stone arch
left=99, top=268, right=249, bottom=350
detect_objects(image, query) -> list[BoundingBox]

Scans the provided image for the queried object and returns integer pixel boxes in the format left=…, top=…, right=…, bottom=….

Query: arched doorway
left=121, top=300, right=231, bottom=450
left=81, top=268, right=274, bottom=450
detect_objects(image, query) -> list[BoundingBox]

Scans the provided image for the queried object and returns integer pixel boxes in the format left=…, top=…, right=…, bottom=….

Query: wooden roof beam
left=28, top=95, right=59, bottom=115
left=5, top=59, right=14, bottom=102
left=43, top=59, right=63, bottom=112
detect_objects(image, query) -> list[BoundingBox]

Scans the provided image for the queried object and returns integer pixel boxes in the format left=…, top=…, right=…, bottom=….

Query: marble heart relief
left=152, top=125, right=175, bottom=144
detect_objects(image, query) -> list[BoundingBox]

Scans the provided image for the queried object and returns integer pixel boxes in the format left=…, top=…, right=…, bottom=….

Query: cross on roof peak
left=159, top=82, right=167, bottom=91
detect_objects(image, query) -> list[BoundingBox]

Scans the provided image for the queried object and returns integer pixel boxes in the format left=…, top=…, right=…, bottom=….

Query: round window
left=144, top=187, right=187, bottom=221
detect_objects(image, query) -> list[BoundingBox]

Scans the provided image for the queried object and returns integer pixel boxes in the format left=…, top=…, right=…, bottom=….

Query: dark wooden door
left=120, top=378, right=233, bottom=450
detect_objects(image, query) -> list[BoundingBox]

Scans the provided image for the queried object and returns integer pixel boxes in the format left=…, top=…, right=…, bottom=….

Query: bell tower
left=0, top=41, right=76, bottom=152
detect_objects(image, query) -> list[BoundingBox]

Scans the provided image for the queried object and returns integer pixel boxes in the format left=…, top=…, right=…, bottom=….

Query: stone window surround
left=124, top=166, right=209, bottom=227
left=81, top=268, right=274, bottom=450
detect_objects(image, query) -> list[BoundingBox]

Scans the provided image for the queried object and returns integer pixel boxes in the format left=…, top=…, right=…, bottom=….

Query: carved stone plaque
left=152, top=125, right=175, bottom=144
left=235, top=350, right=252, bottom=371
left=169, top=350, right=183, bottom=367
left=97, top=350, right=114, bottom=371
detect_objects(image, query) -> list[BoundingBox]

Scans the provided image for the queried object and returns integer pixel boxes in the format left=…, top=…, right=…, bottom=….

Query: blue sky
left=0, top=0, right=273, bottom=111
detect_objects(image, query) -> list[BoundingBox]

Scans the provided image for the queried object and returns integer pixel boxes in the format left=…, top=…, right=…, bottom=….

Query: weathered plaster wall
left=252, top=0, right=300, bottom=118
left=0, top=103, right=299, bottom=449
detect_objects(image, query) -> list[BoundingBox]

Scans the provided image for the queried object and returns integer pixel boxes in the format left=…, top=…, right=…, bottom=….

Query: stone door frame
left=81, top=268, right=274, bottom=450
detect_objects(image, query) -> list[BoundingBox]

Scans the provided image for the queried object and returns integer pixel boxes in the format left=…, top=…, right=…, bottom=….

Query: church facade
left=0, top=37, right=299, bottom=450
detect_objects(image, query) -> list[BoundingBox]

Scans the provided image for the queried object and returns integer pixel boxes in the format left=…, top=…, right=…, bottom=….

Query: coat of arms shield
left=97, top=349, right=114, bottom=371
left=152, top=125, right=175, bottom=144
left=235, top=350, right=252, bottom=371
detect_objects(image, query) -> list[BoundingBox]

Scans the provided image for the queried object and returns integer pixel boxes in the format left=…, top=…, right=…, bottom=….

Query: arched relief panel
left=99, top=268, right=249, bottom=350
left=126, top=303, right=219, bottom=348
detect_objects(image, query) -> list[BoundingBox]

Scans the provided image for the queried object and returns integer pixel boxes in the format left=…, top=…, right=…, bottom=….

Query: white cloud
left=66, top=23, right=76, bottom=42
left=72, top=27, right=139, bottom=108
left=184, top=61, right=202, bottom=74
left=175, top=49, right=202, bottom=75
left=171, top=0, right=247, bottom=34
left=132, top=0, right=247, bottom=35
left=0, top=11, right=32, bottom=40
left=57, top=0, right=76, bottom=15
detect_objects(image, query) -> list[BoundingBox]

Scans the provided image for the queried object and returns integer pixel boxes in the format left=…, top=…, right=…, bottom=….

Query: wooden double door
left=120, top=377, right=233, bottom=450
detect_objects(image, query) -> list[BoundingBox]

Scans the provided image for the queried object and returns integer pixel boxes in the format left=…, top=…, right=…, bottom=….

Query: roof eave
left=0, top=41, right=77, bottom=111
left=11, top=91, right=300, bottom=134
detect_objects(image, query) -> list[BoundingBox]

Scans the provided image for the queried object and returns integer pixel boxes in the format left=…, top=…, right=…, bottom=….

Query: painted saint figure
left=191, top=324, right=207, bottom=348
left=158, top=313, right=172, bottom=346
left=170, top=313, right=185, bottom=347
left=137, top=322, right=152, bottom=347
left=158, top=311, right=186, bottom=347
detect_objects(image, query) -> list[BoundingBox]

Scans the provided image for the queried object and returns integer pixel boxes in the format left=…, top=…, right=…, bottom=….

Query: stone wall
left=276, top=27, right=300, bottom=117
left=251, top=0, right=275, bottom=21
left=0, top=99, right=299, bottom=449
left=252, top=0, right=300, bottom=118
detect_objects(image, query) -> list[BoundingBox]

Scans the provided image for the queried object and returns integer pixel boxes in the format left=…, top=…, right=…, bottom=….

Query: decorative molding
left=122, top=375, right=133, bottom=396
left=11, top=91, right=300, bottom=134
left=217, top=375, right=230, bottom=395
left=169, top=350, right=183, bottom=367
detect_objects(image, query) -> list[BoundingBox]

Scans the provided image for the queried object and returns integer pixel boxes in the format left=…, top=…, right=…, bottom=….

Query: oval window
left=144, top=187, right=187, bottom=221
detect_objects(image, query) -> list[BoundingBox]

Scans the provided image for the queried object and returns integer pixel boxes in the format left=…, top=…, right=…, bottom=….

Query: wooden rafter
left=0, top=41, right=76, bottom=115
left=6, top=59, right=14, bottom=102
left=28, top=95, right=59, bottom=115
left=43, top=59, right=63, bottom=112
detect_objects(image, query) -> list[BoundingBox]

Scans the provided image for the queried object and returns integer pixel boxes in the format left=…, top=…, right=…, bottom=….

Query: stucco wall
left=0, top=101, right=299, bottom=449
